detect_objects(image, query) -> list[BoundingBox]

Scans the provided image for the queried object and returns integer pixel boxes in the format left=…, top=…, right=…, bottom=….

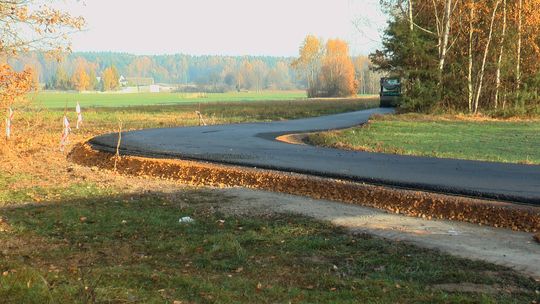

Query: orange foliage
left=292, top=35, right=323, bottom=97
left=320, top=39, right=358, bottom=97
left=102, top=66, right=119, bottom=91
left=71, top=64, right=90, bottom=91
left=0, top=64, right=35, bottom=109
left=293, top=36, right=358, bottom=97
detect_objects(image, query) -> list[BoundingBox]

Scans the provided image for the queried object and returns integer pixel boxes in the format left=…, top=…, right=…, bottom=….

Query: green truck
left=379, top=77, right=402, bottom=107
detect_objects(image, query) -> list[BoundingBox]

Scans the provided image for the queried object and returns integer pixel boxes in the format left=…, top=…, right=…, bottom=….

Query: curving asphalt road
left=89, top=108, right=540, bottom=205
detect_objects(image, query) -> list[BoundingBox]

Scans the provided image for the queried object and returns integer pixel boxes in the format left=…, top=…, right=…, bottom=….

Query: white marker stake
left=76, top=102, right=83, bottom=129
left=5, top=118, right=10, bottom=139
left=60, top=115, right=71, bottom=151
left=195, top=111, right=207, bottom=126
left=6, top=108, right=13, bottom=139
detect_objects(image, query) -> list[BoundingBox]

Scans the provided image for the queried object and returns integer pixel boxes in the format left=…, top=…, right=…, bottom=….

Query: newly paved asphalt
left=89, top=108, right=540, bottom=205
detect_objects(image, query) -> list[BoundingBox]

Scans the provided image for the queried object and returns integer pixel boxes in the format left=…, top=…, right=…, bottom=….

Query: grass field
left=1, top=187, right=538, bottom=303
left=1, top=99, right=539, bottom=302
left=307, top=114, right=540, bottom=165
left=31, top=90, right=308, bottom=108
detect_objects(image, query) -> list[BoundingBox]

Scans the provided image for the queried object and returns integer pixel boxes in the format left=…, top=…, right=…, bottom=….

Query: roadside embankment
left=70, top=143, right=540, bottom=233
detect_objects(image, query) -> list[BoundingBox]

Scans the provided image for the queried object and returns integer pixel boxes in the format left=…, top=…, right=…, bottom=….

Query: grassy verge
left=1, top=187, right=538, bottom=303
left=307, top=114, right=540, bottom=164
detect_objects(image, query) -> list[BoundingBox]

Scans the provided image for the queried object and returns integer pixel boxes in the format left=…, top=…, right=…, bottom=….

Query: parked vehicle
left=380, top=77, right=401, bottom=107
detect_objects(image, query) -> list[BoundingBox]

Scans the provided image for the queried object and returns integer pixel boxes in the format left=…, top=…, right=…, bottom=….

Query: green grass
left=3, top=100, right=540, bottom=302
left=1, top=186, right=538, bottom=303
left=308, top=114, right=540, bottom=164
left=31, top=91, right=308, bottom=108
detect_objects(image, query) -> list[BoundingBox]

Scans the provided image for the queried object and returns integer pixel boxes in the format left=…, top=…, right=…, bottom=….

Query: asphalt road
left=89, top=108, right=540, bottom=205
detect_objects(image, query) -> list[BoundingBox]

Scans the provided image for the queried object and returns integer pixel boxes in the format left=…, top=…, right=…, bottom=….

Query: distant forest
left=7, top=52, right=382, bottom=94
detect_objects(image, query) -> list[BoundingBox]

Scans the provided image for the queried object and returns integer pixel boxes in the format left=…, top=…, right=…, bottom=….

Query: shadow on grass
left=1, top=189, right=539, bottom=303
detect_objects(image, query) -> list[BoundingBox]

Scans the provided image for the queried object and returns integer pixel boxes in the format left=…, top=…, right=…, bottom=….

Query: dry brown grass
left=0, top=108, right=208, bottom=205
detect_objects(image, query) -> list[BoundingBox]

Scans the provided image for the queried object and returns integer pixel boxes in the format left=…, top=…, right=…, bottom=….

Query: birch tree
left=494, top=0, right=507, bottom=109
left=372, top=0, right=540, bottom=113
left=515, top=0, right=523, bottom=96
left=437, top=0, right=453, bottom=84
left=291, top=35, right=323, bottom=98
left=467, top=0, right=475, bottom=112
left=473, top=0, right=501, bottom=113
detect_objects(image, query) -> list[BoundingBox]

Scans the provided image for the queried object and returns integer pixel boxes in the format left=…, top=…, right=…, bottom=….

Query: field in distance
left=31, top=90, right=309, bottom=108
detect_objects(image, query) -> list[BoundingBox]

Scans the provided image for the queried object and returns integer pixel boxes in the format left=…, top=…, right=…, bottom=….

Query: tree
left=467, top=0, right=475, bottom=112
left=71, top=63, right=90, bottom=91
left=373, top=0, right=540, bottom=113
left=267, top=61, right=292, bottom=90
left=319, top=39, right=358, bottom=97
left=102, top=66, right=120, bottom=91
left=0, top=64, right=35, bottom=109
left=354, top=56, right=381, bottom=94
left=54, top=66, right=71, bottom=90
left=88, top=69, right=98, bottom=91
left=239, top=60, right=255, bottom=90
left=292, top=35, right=323, bottom=97
left=473, top=0, right=502, bottom=113
left=127, top=56, right=154, bottom=78
left=494, top=0, right=507, bottom=109
left=0, top=1, right=83, bottom=110
left=251, top=60, right=268, bottom=92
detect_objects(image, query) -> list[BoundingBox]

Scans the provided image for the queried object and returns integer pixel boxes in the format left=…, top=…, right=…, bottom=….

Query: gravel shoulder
left=215, top=187, right=540, bottom=280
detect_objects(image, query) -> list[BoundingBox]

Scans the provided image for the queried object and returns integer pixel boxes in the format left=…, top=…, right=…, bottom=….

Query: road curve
left=89, top=108, right=540, bottom=205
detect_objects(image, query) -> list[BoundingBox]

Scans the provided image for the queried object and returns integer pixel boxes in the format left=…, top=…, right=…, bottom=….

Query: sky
left=63, top=0, right=387, bottom=57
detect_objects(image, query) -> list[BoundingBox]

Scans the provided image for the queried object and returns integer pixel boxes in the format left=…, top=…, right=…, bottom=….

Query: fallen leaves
left=69, top=143, right=540, bottom=233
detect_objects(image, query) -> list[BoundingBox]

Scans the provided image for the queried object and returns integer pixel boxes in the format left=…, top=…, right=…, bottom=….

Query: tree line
left=372, top=0, right=540, bottom=114
left=8, top=51, right=382, bottom=94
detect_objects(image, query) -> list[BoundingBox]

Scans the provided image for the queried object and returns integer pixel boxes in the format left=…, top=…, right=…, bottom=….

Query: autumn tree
left=127, top=56, right=154, bottom=78
left=292, top=35, right=323, bottom=97
left=319, top=39, right=358, bottom=97
left=267, top=61, right=292, bottom=90
left=53, top=66, right=71, bottom=90
left=251, top=60, right=268, bottom=92
left=0, top=1, right=84, bottom=111
left=88, top=69, right=98, bottom=91
left=239, top=60, right=255, bottom=90
left=293, top=36, right=358, bottom=98
left=101, top=66, right=120, bottom=91
left=71, top=63, right=90, bottom=91
left=0, top=64, right=34, bottom=108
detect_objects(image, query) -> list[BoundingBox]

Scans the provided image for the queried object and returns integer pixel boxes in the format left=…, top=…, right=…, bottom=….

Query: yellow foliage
left=72, top=64, right=90, bottom=91
left=0, top=64, right=35, bottom=109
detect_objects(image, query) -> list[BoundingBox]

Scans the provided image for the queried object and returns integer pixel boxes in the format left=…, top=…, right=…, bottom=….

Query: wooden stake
left=114, top=120, right=123, bottom=171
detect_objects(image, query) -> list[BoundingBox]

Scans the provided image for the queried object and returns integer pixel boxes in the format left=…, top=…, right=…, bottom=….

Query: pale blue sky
left=64, top=0, right=387, bottom=56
